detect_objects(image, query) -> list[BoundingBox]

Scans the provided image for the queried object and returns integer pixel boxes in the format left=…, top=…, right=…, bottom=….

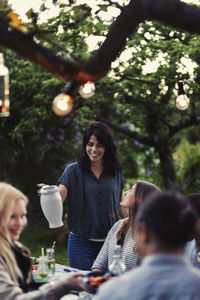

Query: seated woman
left=0, top=182, right=85, bottom=300
left=95, top=192, right=200, bottom=300
left=92, top=180, right=160, bottom=273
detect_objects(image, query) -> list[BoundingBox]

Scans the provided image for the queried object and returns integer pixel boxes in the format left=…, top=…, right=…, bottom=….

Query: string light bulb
left=52, top=94, right=73, bottom=116
left=52, top=80, right=77, bottom=116
left=176, top=81, right=190, bottom=111
left=79, top=81, right=95, bottom=98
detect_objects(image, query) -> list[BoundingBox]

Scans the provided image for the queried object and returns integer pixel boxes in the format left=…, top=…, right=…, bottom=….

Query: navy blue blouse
left=58, top=162, right=124, bottom=239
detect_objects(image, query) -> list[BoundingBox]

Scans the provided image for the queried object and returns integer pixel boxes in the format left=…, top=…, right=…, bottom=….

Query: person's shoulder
left=115, top=171, right=124, bottom=183
left=96, top=268, right=136, bottom=300
left=65, top=162, right=80, bottom=173
left=111, top=218, right=128, bottom=231
left=14, top=241, right=30, bottom=256
left=185, top=239, right=196, bottom=254
left=186, top=265, right=200, bottom=287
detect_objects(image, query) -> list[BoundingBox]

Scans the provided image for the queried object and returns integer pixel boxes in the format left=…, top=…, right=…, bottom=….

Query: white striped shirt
left=92, top=218, right=143, bottom=272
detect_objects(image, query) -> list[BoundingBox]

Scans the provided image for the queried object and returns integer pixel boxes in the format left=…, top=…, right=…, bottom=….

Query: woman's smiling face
left=86, top=135, right=105, bottom=163
left=7, top=199, right=27, bottom=242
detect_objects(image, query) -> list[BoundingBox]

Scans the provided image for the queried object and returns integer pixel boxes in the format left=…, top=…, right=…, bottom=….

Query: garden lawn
left=19, top=224, right=69, bottom=266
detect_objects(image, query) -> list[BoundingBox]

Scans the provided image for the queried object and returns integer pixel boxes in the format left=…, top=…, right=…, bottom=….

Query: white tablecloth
left=52, top=265, right=93, bottom=300
left=33, top=263, right=93, bottom=300
left=60, top=294, right=79, bottom=300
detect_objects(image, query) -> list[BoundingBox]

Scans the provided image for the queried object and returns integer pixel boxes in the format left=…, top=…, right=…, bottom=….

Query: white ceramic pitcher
left=40, top=185, right=64, bottom=228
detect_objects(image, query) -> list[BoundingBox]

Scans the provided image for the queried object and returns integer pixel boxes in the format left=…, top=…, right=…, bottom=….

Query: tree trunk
left=157, top=145, right=178, bottom=191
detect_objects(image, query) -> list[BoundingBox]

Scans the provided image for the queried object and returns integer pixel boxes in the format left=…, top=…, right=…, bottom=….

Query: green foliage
left=1, top=0, right=200, bottom=206
left=0, top=48, right=79, bottom=213
left=0, top=0, right=7, bottom=9
left=20, top=224, right=69, bottom=265
left=174, top=138, right=200, bottom=194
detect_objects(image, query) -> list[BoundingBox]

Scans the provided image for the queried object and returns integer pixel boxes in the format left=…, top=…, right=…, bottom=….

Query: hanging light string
left=125, top=76, right=198, bottom=86
left=175, top=77, right=200, bottom=110
left=52, top=76, right=199, bottom=116
left=176, top=81, right=190, bottom=111
left=125, top=77, right=198, bottom=111
left=52, top=80, right=96, bottom=116
left=52, top=80, right=78, bottom=116
left=79, top=81, right=95, bottom=98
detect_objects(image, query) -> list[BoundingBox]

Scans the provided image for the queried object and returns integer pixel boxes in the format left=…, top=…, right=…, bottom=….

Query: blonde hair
left=0, top=182, right=28, bottom=285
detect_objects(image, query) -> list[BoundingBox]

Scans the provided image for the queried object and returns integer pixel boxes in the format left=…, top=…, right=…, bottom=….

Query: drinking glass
left=46, top=248, right=56, bottom=274
left=36, top=256, right=48, bottom=280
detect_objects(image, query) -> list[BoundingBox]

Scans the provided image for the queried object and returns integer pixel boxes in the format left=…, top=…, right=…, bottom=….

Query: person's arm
left=58, top=183, right=68, bottom=202
left=0, top=257, right=85, bottom=300
left=40, top=272, right=86, bottom=300
left=0, top=256, right=45, bottom=300
left=92, top=267, right=104, bottom=273
left=91, top=236, right=109, bottom=273
left=92, top=221, right=122, bottom=273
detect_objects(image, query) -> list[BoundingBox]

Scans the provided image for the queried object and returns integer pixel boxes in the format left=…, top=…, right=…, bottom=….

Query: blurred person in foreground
left=0, top=182, right=85, bottom=300
left=185, top=193, right=200, bottom=269
left=95, top=192, right=200, bottom=300
left=92, top=180, right=160, bottom=273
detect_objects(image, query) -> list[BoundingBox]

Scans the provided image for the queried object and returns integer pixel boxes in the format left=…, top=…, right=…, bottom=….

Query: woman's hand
left=37, top=183, right=47, bottom=195
left=91, top=268, right=104, bottom=273
left=37, top=183, right=68, bottom=202
left=63, top=272, right=87, bottom=292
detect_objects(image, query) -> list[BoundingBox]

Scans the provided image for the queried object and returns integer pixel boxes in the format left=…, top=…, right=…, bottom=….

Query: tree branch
left=141, top=0, right=200, bottom=34
left=169, top=113, right=200, bottom=136
left=0, top=17, right=87, bottom=81
left=0, top=0, right=200, bottom=83
left=98, top=117, right=156, bottom=147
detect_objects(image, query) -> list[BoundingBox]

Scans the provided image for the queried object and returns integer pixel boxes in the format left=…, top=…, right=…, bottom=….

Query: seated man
left=185, top=193, right=200, bottom=268
left=95, top=192, right=200, bottom=300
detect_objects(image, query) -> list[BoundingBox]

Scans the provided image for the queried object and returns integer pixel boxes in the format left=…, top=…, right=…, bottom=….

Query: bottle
left=0, top=53, right=9, bottom=117
left=108, top=245, right=126, bottom=276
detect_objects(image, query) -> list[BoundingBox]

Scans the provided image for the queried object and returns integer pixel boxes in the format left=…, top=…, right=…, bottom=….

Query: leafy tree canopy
left=1, top=0, right=200, bottom=211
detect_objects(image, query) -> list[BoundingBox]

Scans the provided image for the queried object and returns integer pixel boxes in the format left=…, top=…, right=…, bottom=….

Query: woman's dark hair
left=77, top=121, right=122, bottom=174
left=117, top=180, right=160, bottom=246
left=129, top=180, right=161, bottom=227
left=135, top=192, right=196, bottom=250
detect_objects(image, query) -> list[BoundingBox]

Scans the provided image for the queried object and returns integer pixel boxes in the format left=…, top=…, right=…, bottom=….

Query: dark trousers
left=68, top=232, right=104, bottom=270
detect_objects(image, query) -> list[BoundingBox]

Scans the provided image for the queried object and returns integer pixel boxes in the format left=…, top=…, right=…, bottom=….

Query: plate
left=34, top=277, right=49, bottom=283
left=82, top=271, right=113, bottom=294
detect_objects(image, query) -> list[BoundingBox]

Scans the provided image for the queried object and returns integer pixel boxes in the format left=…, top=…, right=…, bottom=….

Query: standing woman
left=53, top=122, right=123, bottom=270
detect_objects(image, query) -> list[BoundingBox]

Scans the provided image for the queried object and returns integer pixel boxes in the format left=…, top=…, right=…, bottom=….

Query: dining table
left=32, top=263, right=94, bottom=300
